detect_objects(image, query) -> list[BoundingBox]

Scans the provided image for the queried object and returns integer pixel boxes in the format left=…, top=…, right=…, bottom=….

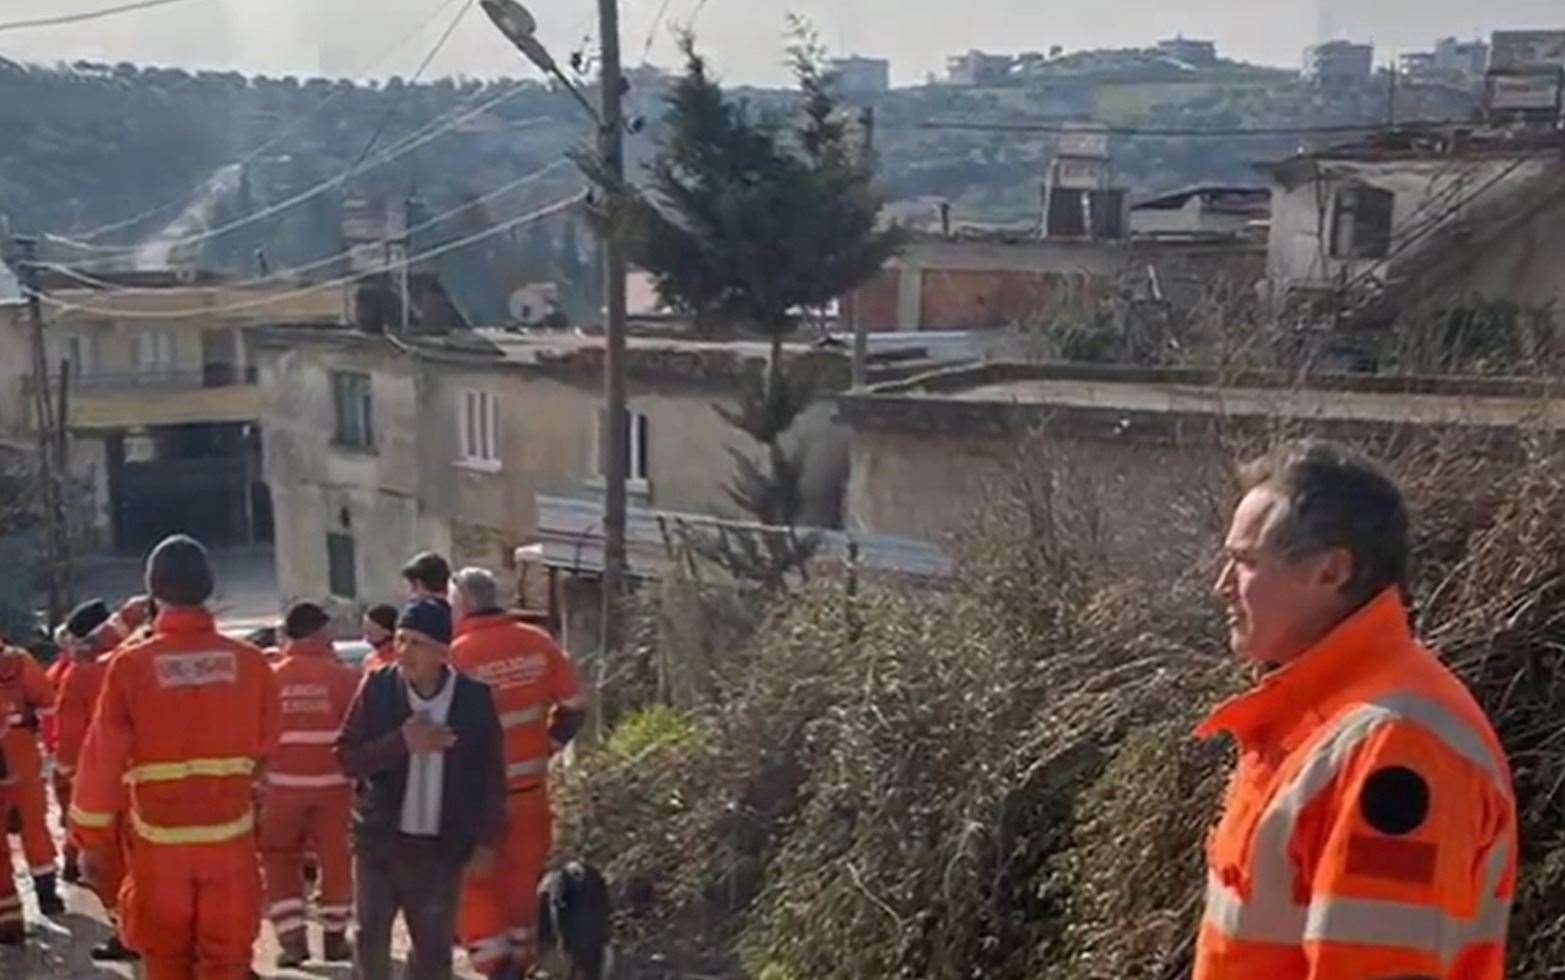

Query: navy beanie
left=65, top=599, right=112, bottom=639
left=397, top=598, right=452, bottom=646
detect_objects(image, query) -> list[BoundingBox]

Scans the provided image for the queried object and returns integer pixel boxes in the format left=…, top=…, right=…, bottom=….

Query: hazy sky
left=0, top=0, right=1561, bottom=87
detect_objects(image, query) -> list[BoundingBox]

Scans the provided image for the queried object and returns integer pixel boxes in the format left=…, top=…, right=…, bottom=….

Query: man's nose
left=1213, top=559, right=1236, bottom=599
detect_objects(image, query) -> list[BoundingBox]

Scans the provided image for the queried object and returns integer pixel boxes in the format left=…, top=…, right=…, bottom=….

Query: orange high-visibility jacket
left=55, top=619, right=137, bottom=778
left=266, top=636, right=359, bottom=791
left=1194, top=589, right=1516, bottom=980
left=451, top=613, right=584, bottom=791
left=42, top=657, right=71, bottom=754
left=68, top=607, right=280, bottom=849
left=0, top=648, right=54, bottom=767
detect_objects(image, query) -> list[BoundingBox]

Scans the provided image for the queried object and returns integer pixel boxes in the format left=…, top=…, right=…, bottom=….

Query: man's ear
left=1317, top=545, right=1354, bottom=592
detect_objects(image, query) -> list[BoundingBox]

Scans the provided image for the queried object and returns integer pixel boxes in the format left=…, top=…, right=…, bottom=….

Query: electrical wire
left=66, top=0, right=470, bottom=242
left=0, top=0, right=198, bottom=34
left=351, top=0, right=474, bottom=169
left=32, top=191, right=588, bottom=320
left=43, top=158, right=572, bottom=295
left=918, top=118, right=1474, bottom=138
left=48, top=90, right=549, bottom=266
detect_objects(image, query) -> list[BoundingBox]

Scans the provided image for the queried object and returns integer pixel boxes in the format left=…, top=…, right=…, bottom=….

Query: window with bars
left=458, top=390, right=502, bottom=470
left=331, top=371, right=374, bottom=449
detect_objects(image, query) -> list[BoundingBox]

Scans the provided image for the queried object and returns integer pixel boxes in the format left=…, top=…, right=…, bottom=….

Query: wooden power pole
left=597, top=0, right=630, bottom=659
left=13, top=237, right=69, bottom=628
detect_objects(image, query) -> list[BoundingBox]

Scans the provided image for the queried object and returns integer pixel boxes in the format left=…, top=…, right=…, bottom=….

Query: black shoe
left=32, top=874, right=64, bottom=916
left=276, top=930, right=310, bottom=969
left=322, top=930, right=352, bottom=962
left=61, top=853, right=81, bottom=885
left=90, top=935, right=140, bottom=962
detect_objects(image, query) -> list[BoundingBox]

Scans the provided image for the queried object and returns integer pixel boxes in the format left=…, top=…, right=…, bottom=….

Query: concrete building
left=1303, top=40, right=1375, bottom=87
left=946, top=51, right=1015, bottom=87
left=838, top=235, right=1264, bottom=332
left=1130, top=185, right=1270, bottom=240
left=1260, top=127, right=1565, bottom=333
left=1484, top=30, right=1565, bottom=127
left=837, top=361, right=1565, bottom=569
left=1156, top=36, right=1218, bottom=67
left=258, top=326, right=916, bottom=649
left=830, top=56, right=891, bottom=95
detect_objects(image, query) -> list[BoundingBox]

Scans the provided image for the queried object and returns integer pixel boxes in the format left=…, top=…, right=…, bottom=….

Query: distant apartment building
left=1156, top=36, right=1218, bottom=67
left=946, top=50, right=1015, bottom=87
left=1303, top=40, right=1375, bottom=87
left=1485, top=30, right=1565, bottom=127
left=830, top=56, right=891, bottom=95
left=1401, top=37, right=1489, bottom=80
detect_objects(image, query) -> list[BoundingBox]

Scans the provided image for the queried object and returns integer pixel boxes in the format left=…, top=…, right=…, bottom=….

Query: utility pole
left=851, top=106, right=875, bottom=389
left=596, top=0, right=630, bottom=658
left=13, top=236, right=67, bottom=627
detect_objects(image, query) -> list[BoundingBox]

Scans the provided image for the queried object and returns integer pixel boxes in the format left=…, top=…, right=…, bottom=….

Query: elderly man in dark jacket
left=336, top=598, right=506, bottom=980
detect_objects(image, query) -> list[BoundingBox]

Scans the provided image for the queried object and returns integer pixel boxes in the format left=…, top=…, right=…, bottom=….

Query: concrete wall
left=0, top=309, right=29, bottom=443
left=415, top=359, right=853, bottom=573
left=846, top=425, right=1223, bottom=572
left=260, top=335, right=425, bottom=617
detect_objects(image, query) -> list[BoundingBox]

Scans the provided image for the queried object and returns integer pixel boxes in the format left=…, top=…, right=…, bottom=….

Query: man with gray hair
left=1194, top=440, right=1516, bottom=979
left=448, top=567, right=587, bottom=979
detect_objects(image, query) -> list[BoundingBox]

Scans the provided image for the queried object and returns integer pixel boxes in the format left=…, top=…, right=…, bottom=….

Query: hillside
left=0, top=55, right=1483, bottom=317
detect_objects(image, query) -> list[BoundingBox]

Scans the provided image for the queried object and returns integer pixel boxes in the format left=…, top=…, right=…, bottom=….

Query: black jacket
left=335, top=665, right=506, bottom=862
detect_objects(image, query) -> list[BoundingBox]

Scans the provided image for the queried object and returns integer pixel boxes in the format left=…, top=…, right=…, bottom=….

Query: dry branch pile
left=554, top=428, right=1565, bottom=978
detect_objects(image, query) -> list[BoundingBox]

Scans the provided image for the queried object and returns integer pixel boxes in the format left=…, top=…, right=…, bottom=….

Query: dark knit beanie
left=365, top=603, right=399, bottom=634
left=284, top=601, right=332, bottom=640
left=64, top=599, right=112, bottom=639
left=145, top=535, right=214, bottom=606
left=397, top=598, right=452, bottom=646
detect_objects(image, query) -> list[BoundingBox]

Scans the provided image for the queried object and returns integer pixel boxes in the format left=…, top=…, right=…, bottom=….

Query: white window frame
left=63, top=334, right=96, bottom=378
left=592, top=407, right=650, bottom=493
left=133, top=328, right=177, bottom=372
left=456, top=389, right=503, bottom=472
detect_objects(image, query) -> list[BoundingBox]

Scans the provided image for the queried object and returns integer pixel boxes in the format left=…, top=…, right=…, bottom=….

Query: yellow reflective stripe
left=130, top=808, right=254, bottom=845
left=69, top=804, right=115, bottom=829
left=506, top=758, right=547, bottom=780
left=125, top=756, right=255, bottom=784
left=498, top=706, right=544, bottom=728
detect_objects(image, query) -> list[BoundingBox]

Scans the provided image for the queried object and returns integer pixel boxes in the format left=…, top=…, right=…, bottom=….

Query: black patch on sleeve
left=1359, top=765, right=1430, bottom=836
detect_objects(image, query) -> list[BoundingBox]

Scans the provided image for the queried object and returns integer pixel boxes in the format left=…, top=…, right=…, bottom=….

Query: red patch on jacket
left=1345, top=834, right=1438, bottom=885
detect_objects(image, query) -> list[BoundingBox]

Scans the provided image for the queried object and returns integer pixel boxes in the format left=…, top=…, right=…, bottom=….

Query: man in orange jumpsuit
left=361, top=604, right=399, bottom=673
left=261, top=601, right=360, bottom=968
left=57, top=596, right=153, bottom=963
left=0, top=678, right=24, bottom=945
left=449, top=567, right=587, bottom=978
left=1197, top=440, right=1516, bottom=980
left=45, top=627, right=75, bottom=879
left=0, top=626, right=64, bottom=915
left=69, top=534, right=280, bottom=980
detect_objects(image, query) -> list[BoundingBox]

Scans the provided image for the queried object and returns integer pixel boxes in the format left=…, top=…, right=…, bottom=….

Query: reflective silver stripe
left=267, top=772, right=350, bottom=789
left=266, top=898, right=305, bottom=917
left=1205, top=690, right=1514, bottom=961
left=467, top=935, right=510, bottom=964
left=273, top=916, right=306, bottom=935
left=499, top=706, right=544, bottom=728
left=506, top=758, right=547, bottom=780
left=277, top=729, right=338, bottom=746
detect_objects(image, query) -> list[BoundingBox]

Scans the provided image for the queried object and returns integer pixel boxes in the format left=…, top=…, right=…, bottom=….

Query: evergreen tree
left=601, top=26, right=901, bottom=582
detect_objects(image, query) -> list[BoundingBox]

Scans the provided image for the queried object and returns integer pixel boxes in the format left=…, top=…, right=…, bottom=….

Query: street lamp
left=482, top=0, right=631, bottom=661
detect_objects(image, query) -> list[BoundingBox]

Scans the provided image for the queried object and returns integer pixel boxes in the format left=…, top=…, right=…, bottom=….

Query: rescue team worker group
left=0, top=437, right=1524, bottom=979
left=0, top=544, right=585, bottom=980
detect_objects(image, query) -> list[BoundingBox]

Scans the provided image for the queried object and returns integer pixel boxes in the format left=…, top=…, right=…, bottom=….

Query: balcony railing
left=38, top=363, right=256, bottom=393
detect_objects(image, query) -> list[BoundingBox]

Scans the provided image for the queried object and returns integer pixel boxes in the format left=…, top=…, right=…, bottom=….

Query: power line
left=352, top=0, right=475, bottom=169
left=0, top=0, right=199, bottom=34
left=33, top=192, right=588, bottom=320
left=67, top=0, right=469, bottom=242
left=43, top=159, right=572, bottom=296
left=47, top=91, right=549, bottom=266
left=918, top=118, right=1474, bottom=138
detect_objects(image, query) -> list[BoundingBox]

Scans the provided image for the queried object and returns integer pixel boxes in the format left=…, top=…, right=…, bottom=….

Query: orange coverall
left=0, top=645, right=59, bottom=880
left=0, top=693, right=22, bottom=935
left=69, top=606, right=280, bottom=980
left=452, top=612, right=586, bottom=973
left=260, top=635, right=360, bottom=942
left=45, top=656, right=71, bottom=860
left=361, top=638, right=396, bottom=673
left=1194, top=588, right=1517, bottom=980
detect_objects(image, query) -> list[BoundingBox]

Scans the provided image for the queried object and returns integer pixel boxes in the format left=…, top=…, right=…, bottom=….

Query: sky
left=0, top=0, right=1561, bottom=88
